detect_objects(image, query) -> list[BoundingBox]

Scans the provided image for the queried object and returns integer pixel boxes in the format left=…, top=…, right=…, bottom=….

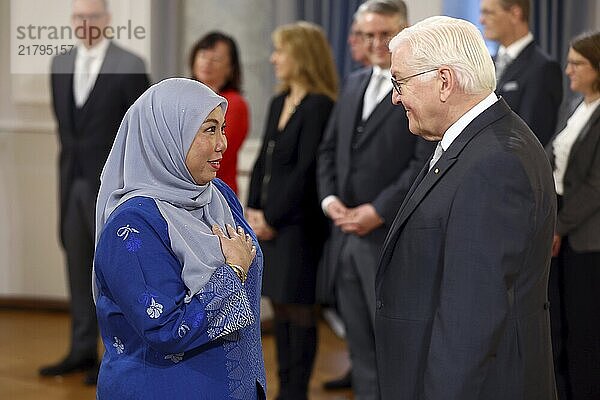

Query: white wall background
left=0, top=0, right=152, bottom=299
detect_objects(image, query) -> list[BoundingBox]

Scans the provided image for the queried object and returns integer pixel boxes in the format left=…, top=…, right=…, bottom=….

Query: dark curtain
left=532, top=0, right=595, bottom=64
left=295, top=0, right=364, bottom=80
left=532, top=0, right=595, bottom=100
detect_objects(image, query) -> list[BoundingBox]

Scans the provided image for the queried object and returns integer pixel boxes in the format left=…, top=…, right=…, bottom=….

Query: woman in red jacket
left=190, top=32, right=249, bottom=194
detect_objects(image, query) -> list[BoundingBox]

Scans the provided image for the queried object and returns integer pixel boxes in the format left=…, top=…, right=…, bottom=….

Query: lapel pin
left=434, top=168, right=440, bottom=174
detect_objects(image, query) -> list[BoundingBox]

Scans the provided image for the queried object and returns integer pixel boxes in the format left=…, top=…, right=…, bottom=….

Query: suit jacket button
left=376, top=300, right=383, bottom=309
left=356, top=126, right=364, bottom=134
left=544, top=302, right=550, bottom=310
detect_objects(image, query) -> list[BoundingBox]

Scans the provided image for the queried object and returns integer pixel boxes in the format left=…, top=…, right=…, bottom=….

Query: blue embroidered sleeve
left=94, top=199, right=255, bottom=355
left=198, top=266, right=254, bottom=340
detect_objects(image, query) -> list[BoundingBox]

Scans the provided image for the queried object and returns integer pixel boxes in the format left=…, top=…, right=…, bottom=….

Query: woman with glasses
left=547, top=30, right=600, bottom=400
left=247, top=21, right=338, bottom=400
left=190, top=32, right=249, bottom=194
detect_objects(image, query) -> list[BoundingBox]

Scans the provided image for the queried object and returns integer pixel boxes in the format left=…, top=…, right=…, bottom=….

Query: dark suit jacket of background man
left=496, top=42, right=563, bottom=146
left=52, top=41, right=149, bottom=244
left=317, top=66, right=433, bottom=302
left=50, top=41, right=149, bottom=360
left=375, top=98, right=557, bottom=400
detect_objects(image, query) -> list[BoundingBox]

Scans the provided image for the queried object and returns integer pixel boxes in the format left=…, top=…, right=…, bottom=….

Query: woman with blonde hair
left=247, top=21, right=338, bottom=400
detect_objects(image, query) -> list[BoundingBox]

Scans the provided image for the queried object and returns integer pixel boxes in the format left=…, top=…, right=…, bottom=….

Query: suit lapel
left=338, top=70, right=371, bottom=190
left=354, top=90, right=394, bottom=148
left=376, top=159, right=430, bottom=283
left=498, top=42, right=534, bottom=87
left=340, top=69, right=370, bottom=153
left=78, top=42, right=117, bottom=114
left=57, top=49, right=77, bottom=134
left=376, top=98, right=511, bottom=281
left=568, top=102, right=600, bottom=163
left=545, top=98, right=582, bottom=166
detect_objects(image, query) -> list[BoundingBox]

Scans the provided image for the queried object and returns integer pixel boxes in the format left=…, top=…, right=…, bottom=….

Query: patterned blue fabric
left=94, top=179, right=266, bottom=400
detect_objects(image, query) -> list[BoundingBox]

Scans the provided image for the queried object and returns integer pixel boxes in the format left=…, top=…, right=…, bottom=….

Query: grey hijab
left=94, top=78, right=235, bottom=303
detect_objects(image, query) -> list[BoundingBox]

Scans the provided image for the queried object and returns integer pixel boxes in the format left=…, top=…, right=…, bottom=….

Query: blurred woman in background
left=190, top=31, right=249, bottom=194
left=548, top=30, right=600, bottom=400
left=247, top=22, right=338, bottom=400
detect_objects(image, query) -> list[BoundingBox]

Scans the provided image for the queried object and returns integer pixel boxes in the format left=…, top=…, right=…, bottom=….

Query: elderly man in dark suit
left=375, top=16, right=557, bottom=400
left=317, top=1, right=433, bottom=398
left=39, top=0, right=149, bottom=385
left=480, top=0, right=563, bottom=146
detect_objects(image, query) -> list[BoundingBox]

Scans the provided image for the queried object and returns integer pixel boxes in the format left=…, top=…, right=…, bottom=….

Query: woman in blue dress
left=93, top=78, right=266, bottom=399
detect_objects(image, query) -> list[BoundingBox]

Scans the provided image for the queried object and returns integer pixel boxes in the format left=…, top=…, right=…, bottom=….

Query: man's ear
left=508, top=4, right=523, bottom=23
left=438, top=67, right=453, bottom=103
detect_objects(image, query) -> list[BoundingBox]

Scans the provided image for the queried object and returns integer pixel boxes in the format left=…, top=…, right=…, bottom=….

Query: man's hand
left=551, top=233, right=561, bottom=257
left=326, top=199, right=350, bottom=223
left=246, top=208, right=277, bottom=241
left=336, top=203, right=384, bottom=236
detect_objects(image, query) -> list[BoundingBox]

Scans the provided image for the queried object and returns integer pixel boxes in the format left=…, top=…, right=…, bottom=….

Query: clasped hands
left=327, top=199, right=383, bottom=236
left=246, top=208, right=277, bottom=241
left=212, top=224, right=256, bottom=274
left=551, top=233, right=561, bottom=258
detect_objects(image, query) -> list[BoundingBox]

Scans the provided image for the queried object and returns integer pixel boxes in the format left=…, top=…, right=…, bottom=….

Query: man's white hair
left=389, top=16, right=496, bottom=94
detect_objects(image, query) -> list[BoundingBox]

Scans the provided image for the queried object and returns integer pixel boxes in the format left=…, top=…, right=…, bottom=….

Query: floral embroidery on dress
left=178, top=322, right=190, bottom=338
left=138, top=291, right=157, bottom=307
left=113, top=337, right=124, bottom=354
left=146, top=297, right=164, bottom=319
left=117, top=224, right=139, bottom=240
left=164, top=352, right=184, bottom=364
left=117, top=224, right=142, bottom=252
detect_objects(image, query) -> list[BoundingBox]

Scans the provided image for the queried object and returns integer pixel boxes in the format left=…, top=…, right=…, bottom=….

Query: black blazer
left=315, top=67, right=434, bottom=303
left=51, top=42, right=149, bottom=244
left=546, top=98, right=600, bottom=252
left=496, top=42, right=563, bottom=146
left=376, top=99, right=557, bottom=400
left=248, top=93, right=333, bottom=303
left=317, top=67, right=434, bottom=238
left=248, top=93, right=333, bottom=230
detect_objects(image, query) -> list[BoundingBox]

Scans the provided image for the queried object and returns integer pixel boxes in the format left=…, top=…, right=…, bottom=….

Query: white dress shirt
left=552, top=98, right=600, bottom=195
left=496, top=32, right=534, bottom=64
left=362, top=65, right=393, bottom=121
left=73, top=39, right=110, bottom=107
left=438, top=92, right=499, bottom=152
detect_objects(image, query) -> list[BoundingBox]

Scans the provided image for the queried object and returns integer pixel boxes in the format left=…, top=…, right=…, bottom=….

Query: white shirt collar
left=372, top=65, right=392, bottom=79
left=497, top=32, right=533, bottom=60
left=440, top=92, right=499, bottom=151
left=582, top=97, right=600, bottom=112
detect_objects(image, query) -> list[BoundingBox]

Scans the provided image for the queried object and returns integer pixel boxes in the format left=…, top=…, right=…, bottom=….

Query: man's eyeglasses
left=391, top=68, right=438, bottom=95
left=363, top=31, right=395, bottom=46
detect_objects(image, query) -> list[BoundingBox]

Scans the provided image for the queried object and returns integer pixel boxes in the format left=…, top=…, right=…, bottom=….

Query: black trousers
left=62, top=179, right=98, bottom=359
left=550, top=238, right=600, bottom=400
